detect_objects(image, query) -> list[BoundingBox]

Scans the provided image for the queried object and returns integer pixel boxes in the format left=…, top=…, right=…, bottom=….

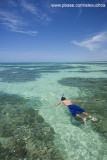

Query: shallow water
left=0, top=62, right=107, bottom=160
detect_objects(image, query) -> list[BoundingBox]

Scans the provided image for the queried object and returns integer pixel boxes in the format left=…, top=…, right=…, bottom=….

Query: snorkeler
left=53, top=96, right=97, bottom=125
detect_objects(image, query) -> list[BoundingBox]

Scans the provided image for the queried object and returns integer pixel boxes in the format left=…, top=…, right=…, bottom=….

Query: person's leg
left=82, top=112, right=90, bottom=117
left=76, top=114, right=87, bottom=125
left=82, top=112, right=97, bottom=121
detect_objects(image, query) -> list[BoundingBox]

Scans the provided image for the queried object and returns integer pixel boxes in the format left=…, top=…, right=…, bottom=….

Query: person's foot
left=83, top=118, right=87, bottom=125
left=91, top=117, right=98, bottom=121
left=89, top=115, right=98, bottom=121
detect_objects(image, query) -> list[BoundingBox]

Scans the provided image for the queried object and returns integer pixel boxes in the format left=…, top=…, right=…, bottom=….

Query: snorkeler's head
left=61, top=97, right=66, bottom=101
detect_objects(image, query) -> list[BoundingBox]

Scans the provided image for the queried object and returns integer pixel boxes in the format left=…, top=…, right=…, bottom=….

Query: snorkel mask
left=61, top=94, right=64, bottom=101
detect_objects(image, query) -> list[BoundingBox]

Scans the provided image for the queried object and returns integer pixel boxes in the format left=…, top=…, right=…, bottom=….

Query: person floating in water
left=54, top=96, right=97, bottom=125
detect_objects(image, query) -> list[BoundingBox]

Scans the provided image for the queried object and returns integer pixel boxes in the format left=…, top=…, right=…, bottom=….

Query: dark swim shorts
left=68, top=104, right=85, bottom=116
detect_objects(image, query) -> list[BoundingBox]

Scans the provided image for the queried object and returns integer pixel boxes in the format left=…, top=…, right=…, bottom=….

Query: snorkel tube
left=61, top=94, right=64, bottom=101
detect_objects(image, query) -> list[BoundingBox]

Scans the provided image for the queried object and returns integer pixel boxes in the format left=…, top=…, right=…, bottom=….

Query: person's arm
left=72, top=100, right=87, bottom=102
left=54, top=101, right=63, bottom=106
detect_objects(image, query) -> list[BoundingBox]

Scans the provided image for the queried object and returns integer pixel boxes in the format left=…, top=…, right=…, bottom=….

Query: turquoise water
left=0, top=62, right=107, bottom=160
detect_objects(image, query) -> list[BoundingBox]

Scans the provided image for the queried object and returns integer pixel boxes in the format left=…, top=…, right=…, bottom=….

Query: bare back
left=62, top=100, right=72, bottom=106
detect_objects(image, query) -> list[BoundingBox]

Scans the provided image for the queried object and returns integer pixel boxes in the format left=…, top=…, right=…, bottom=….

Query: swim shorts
left=68, top=104, right=85, bottom=116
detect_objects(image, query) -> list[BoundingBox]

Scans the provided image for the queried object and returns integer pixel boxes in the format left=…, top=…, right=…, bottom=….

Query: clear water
left=0, top=62, right=107, bottom=160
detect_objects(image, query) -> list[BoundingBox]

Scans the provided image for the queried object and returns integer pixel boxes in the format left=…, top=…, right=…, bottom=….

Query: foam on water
left=0, top=62, right=107, bottom=160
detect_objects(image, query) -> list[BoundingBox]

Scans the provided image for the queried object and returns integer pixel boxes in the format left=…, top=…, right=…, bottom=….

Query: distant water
left=0, top=62, right=107, bottom=160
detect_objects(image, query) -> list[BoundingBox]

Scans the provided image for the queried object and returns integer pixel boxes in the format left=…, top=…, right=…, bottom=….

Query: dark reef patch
left=0, top=63, right=89, bottom=83
left=58, top=77, right=107, bottom=139
left=0, top=68, right=41, bottom=83
left=69, top=70, right=107, bottom=73
left=58, top=77, right=107, bottom=91
left=0, top=93, right=63, bottom=160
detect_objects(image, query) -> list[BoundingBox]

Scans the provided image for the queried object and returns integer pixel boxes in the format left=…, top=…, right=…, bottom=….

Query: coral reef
left=0, top=93, right=63, bottom=160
